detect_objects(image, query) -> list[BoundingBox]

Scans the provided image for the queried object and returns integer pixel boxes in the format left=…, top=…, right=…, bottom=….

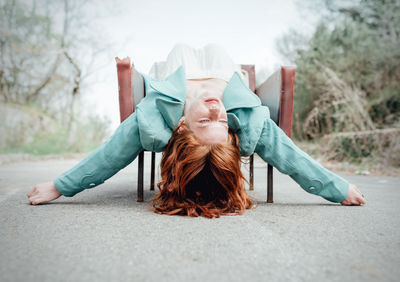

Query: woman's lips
left=204, top=98, right=219, bottom=103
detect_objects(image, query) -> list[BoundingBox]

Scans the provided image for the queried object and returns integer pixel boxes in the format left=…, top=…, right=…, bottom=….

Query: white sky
left=81, top=0, right=318, bottom=131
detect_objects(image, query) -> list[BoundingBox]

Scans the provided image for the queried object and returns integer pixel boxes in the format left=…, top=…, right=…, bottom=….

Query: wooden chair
left=250, top=65, right=296, bottom=203
left=115, top=57, right=295, bottom=203
left=115, top=57, right=155, bottom=202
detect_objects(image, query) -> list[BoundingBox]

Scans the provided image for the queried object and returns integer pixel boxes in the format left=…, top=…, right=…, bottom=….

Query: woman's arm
left=255, top=118, right=365, bottom=205
left=27, top=112, right=143, bottom=205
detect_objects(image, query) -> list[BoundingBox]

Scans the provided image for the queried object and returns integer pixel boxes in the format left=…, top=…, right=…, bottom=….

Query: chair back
left=116, top=58, right=295, bottom=138
left=115, top=57, right=145, bottom=123
left=256, top=66, right=295, bottom=138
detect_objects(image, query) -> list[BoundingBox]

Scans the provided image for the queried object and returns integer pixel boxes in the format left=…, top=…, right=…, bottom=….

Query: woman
left=27, top=44, right=366, bottom=217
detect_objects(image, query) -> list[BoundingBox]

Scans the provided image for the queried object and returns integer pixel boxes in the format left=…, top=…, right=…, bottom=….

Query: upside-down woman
left=27, top=44, right=366, bottom=218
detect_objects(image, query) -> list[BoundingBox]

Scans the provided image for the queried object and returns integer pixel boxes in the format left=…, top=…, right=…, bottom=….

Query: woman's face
left=183, top=95, right=228, bottom=144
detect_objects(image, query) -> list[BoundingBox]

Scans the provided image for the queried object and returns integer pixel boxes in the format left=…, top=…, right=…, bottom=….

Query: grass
left=0, top=129, right=103, bottom=156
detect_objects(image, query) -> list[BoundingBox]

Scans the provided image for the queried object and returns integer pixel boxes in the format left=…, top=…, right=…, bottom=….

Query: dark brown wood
left=115, top=57, right=134, bottom=123
left=150, top=152, right=156, bottom=191
left=240, top=65, right=256, bottom=192
left=279, top=66, right=296, bottom=138
left=267, top=164, right=273, bottom=203
left=137, top=151, right=144, bottom=202
left=116, top=58, right=156, bottom=201
left=249, top=154, right=254, bottom=190
left=255, top=66, right=296, bottom=203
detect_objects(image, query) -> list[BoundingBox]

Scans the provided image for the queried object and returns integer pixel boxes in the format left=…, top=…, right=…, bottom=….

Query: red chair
left=115, top=57, right=155, bottom=202
left=116, top=57, right=295, bottom=203
left=253, top=65, right=296, bottom=203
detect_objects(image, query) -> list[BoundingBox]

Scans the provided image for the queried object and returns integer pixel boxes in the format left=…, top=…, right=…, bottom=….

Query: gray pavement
left=0, top=153, right=399, bottom=282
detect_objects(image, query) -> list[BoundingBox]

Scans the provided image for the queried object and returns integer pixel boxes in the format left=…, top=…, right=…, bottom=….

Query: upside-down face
left=181, top=93, right=228, bottom=145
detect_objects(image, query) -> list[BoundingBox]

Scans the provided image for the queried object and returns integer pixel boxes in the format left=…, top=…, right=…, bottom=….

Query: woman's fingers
left=26, top=186, right=38, bottom=197
left=358, top=194, right=366, bottom=205
left=28, top=194, right=40, bottom=205
left=27, top=182, right=61, bottom=205
left=354, top=186, right=366, bottom=205
left=29, top=194, right=49, bottom=205
left=341, top=183, right=366, bottom=206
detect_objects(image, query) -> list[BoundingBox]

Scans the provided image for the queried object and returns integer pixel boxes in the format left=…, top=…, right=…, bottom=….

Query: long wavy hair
left=152, top=124, right=253, bottom=218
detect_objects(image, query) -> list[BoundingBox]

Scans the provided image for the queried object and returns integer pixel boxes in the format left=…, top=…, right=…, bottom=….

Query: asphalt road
left=0, top=153, right=399, bottom=282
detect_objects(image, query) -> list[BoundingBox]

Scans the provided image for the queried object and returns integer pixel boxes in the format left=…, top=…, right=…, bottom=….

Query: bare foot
left=27, top=181, right=61, bottom=205
left=341, top=183, right=366, bottom=206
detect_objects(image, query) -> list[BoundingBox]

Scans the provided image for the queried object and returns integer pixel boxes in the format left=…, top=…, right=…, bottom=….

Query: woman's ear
left=177, top=117, right=185, bottom=134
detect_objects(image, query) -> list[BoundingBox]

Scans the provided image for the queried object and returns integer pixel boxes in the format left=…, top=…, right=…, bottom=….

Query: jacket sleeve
left=254, top=118, right=349, bottom=203
left=53, top=112, right=143, bottom=197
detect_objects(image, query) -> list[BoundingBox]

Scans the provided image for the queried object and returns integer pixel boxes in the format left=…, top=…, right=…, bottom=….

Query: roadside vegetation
left=277, top=0, right=400, bottom=169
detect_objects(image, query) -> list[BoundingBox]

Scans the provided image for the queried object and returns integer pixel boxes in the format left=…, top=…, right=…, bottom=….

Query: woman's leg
left=202, top=44, right=248, bottom=85
left=149, top=43, right=246, bottom=84
left=149, top=44, right=201, bottom=80
left=165, top=43, right=201, bottom=76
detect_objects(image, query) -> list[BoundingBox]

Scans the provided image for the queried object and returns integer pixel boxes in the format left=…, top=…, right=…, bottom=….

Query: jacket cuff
left=53, top=178, right=81, bottom=197
left=317, top=175, right=349, bottom=203
left=297, top=172, right=350, bottom=203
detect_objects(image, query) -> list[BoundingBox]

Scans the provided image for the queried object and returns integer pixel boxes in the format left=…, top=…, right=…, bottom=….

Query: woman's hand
left=341, top=183, right=366, bottom=206
left=27, top=181, right=61, bottom=205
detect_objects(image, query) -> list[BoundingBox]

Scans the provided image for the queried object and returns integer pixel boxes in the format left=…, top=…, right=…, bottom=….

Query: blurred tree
left=0, top=0, right=112, bottom=127
left=0, top=0, right=114, bottom=151
left=277, top=0, right=400, bottom=139
left=0, top=0, right=61, bottom=105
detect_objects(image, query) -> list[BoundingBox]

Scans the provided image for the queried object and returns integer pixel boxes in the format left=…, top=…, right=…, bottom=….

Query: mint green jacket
left=54, top=66, right=349, bottom=203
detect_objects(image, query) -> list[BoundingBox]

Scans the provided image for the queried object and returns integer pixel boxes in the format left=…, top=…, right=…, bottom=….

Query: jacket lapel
left=222, top=72, right=261, bottom=111
left=142, top=66, right=261, bottom=131
left=141, top=66, right=186, bottom=130
left=223, top=72, right=261, bottom=132
left=147, top=66, right=187, bottom=103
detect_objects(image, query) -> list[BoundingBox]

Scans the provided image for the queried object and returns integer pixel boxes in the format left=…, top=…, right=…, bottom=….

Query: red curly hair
left=152, top=125, right=253, bottom=218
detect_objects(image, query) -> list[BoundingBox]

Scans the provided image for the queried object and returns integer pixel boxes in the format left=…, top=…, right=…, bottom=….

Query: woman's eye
left=200, top=119, right=210, bottom=123
left=219, top=119, right=228, bottom=123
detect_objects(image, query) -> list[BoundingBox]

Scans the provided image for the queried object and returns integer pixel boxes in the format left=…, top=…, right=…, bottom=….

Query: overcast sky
left=81, top=0, right=319, bottom=130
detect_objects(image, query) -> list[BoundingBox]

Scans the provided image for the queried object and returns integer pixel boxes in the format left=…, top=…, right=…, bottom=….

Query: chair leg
left=249, top=154, right=254, bottom=190
left=150, top=152, right=156, bottom=191
left=137, top=151, right=144, bottom=202
left=267, top=164, right=273, bottom=203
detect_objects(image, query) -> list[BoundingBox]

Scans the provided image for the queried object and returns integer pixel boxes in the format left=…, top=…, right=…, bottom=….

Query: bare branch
left=26, top=53, right=62, bottom=102
left=0, top=69, right=11, bottom=102
left=63, top=50, right=81, bottom=96
left=61, top=0, right=69, bottom=48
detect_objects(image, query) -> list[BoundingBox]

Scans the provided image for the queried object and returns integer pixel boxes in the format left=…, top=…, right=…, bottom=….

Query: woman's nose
left=209, top=104, right=220, bottom=118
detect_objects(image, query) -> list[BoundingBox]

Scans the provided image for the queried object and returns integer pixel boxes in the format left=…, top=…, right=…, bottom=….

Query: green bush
left=323, top=129, right=400, bottom=166
left=277, top=0, right=400, bottom=141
